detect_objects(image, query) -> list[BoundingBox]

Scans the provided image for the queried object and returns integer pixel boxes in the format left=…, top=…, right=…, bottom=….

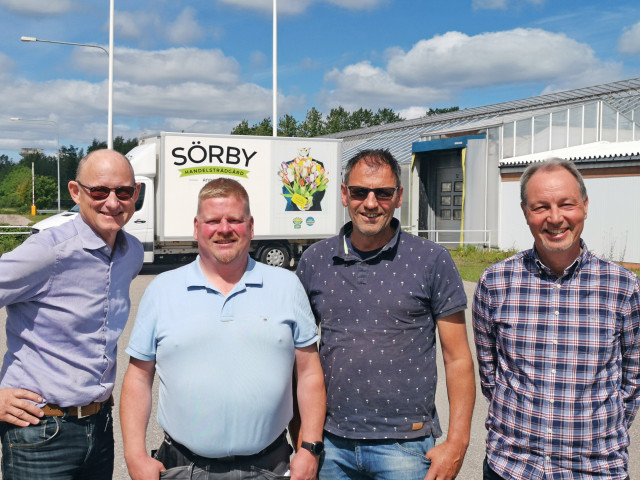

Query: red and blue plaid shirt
left=473, top=242, right=640, bottom=480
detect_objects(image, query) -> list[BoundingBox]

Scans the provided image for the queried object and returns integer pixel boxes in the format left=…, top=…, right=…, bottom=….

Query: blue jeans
left=0, top=404, right=114, bottom=480
left=319, top=431, right=434, bottom=480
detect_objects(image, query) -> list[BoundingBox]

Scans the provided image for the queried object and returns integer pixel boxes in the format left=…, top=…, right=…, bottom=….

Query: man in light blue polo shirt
left=120, top=178, right=326, bottom=480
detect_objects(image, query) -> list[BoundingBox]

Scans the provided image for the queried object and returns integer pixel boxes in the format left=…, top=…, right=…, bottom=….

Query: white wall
left=499, top=175, right=640, bottom=263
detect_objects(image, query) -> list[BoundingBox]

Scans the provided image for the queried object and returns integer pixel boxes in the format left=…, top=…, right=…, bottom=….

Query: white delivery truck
left=32, top=132, right=343, bottom=267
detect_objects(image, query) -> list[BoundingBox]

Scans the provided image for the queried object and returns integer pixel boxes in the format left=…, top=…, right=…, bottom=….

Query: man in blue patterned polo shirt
left=296, top=148, right=476, bottom=480
left=473, top=158, right=640, bottom=480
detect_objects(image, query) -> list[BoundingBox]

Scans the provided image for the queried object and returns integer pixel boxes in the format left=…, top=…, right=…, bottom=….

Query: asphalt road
left=0, top=263, right=639, bottom=479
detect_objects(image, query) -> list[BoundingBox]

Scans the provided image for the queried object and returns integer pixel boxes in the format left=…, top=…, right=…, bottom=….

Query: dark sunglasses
left=76, top=181, right=136, bottom=200
left=346, top=186, right=399, bottom=201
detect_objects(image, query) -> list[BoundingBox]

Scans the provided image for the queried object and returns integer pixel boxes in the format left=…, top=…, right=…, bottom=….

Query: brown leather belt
left=42, top=396, right=113, bottom=419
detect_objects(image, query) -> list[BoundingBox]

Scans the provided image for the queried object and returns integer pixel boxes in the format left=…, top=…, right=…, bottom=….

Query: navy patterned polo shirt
left=296, top=218, right=467, bottom=440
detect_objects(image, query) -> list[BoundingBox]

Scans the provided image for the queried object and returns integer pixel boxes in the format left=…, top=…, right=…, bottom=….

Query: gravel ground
left=0, top=214, right=32, bottom=226
left=0, top=268, right=638, bottom=479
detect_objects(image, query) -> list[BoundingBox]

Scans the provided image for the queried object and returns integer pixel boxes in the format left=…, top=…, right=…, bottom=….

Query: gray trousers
left=154, top=433, right=291, bottom=480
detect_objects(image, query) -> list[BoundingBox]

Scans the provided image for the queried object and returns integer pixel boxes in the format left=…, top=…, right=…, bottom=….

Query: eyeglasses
left=76, top=181, right=136, bottom=200
left=346, top=186, right=399, bottom=201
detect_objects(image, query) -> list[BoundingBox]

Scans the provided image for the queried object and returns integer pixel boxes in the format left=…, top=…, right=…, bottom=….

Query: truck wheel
left=259, top=245, right=291, bottom=268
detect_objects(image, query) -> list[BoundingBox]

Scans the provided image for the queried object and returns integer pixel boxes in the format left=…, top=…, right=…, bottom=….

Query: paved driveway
left=1, top=264, right=639, bottom=479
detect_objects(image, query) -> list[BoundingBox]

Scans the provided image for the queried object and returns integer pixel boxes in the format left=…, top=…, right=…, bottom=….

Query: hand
left=0, top=388, right=44, bottom=426
left=424, top=440, right=467, bottom=480
left=125, top=454, right=166, bottom=480
left=289, top=448, right=319, bottom=480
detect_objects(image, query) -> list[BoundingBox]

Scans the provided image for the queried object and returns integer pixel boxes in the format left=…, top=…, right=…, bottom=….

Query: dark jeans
left=154, top=432, right=292, bottom=479
left=482, top=456, right=630, bottom=480
left=483, top=457, right=504, bottom=480
left=0, top=404, right=114, bottom=480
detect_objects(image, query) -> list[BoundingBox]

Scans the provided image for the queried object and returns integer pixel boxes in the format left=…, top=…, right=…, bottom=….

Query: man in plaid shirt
left=473, top=158, right=640, bottom=480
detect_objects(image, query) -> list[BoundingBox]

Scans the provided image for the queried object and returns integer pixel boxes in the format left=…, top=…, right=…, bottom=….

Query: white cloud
left=166, top=7, right=205, bottom=45
left=323, top=28, right=622, bottom=111
left=388, top=29, right=619, bottom=89
left=115, top=9, right=205, bottom=46
left=398, top=106, right=428, bottom=120
left=472, top=0, right=507, bottom=9
left=217, top=0, right=387, bottom=15
left=0, top=45, right=303, bottom=156
left=0, top=0, right=73, bottom=16
left=114, top=11, right=163, bottom=42
left=323, top=61, right=447, bottom=111
left=472, top=0, right=544, bottom=9
left=618, top=21, right=640, bottom=55
left=0, top=52, right=16, bottom=76
left=73, top=47, right=240, bottom=87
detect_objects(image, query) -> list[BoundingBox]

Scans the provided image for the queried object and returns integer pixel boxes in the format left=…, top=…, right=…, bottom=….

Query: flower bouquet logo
left=277, top=147, right=329, bottom=211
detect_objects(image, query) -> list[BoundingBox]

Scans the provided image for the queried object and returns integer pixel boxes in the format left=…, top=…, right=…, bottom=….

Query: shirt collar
left=335, top=217, right=401, bottom=261
left=73, top=213, right=129, bottom=256
left=527, top=239, right=589, bottom=278
left=185, top=255, right=264, bottom=291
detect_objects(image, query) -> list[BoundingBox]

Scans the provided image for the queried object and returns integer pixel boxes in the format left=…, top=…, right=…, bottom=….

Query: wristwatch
left=300, top=441, right=324, bottom=455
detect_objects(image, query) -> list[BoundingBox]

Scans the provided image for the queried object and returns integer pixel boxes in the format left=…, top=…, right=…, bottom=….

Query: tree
left=278, top=114, right=299, bottom=137
left=230, top=105, right=405, bottom=138
left=325, top=107, right=351, bottom=134
left=373, top=108, right=403, bottom=125
left=298, top=107, right=324, bottom=137
left=349, top=108, right=374, bottom=130
left=87, top=136, right=138, bottom=155
left=0, top=166, right=31, bottom=208
left=231, top=120, right=252, bottom=135
left=59, top=145, right=84, bottom=205
left=16, top=175, right=57, bottom=209
left=427, top=106, right=459, bottom=116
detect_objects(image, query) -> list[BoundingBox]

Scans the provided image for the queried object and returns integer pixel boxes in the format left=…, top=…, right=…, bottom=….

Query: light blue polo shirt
left=126, top=256, right=318, bottom=458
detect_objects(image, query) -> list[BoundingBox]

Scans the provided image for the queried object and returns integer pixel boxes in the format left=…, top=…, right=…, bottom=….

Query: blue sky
left=1, top=0, right=640, bottom=160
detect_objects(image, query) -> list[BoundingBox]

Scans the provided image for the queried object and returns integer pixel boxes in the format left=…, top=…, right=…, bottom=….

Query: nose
left=104, top=190, right=120, bottom=209
left=217, top=218, right=233, bottom=234
left=547, top=205, right=562, bottom=224
left=362, top=191, right=379, bottom=209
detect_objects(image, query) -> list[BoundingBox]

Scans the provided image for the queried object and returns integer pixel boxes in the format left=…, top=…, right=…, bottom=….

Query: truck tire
left=259, top=244, right=291, bottom=268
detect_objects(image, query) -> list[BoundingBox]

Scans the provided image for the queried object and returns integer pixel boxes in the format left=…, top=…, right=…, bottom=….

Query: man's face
left=521, top=166, right=588, bottom=264
left=341, top=160, right=402, bottom=250
left=194, top=195, right=254, bottom=267
left=69, top=151, right=139, bottom=248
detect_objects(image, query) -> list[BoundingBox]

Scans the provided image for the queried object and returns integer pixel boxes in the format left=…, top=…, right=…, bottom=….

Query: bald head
left=76, top=149, right=135, bottom=184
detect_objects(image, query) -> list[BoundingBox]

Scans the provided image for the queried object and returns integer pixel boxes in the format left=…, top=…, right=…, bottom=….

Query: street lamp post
left=10, top=117, right=61, bottom=212
left=21, top=1, right=114, bottom=150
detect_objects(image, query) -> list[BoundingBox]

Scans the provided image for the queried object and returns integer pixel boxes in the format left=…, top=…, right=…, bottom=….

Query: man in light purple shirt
left=0, top=149, right=143, bottom=480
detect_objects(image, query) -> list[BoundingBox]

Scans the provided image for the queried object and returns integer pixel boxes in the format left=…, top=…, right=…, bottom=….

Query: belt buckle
left=77, top=405, right=88, bottom=419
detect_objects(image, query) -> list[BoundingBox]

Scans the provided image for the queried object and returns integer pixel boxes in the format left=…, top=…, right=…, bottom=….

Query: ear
left=69, top=180, right=81, bottom=205
left=341, top=184, right=348, bottom=207
left=249, top=216, right=255, bottom=239
left=583, top=196, right=588, bottom=218
left=395, top=186, right=404, bottom=209
left=193, top=216, right=199, bottom=241
left=520, top=202, right=527, bottom=218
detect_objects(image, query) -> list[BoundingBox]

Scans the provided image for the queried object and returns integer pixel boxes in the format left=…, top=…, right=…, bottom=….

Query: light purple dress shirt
left=0, top=214, right=143, bottom=407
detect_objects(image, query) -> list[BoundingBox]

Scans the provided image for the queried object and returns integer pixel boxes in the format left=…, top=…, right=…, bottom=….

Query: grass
left=451, top=245, right=640, bottom=282
left=450, top=246, right=516, bottom=283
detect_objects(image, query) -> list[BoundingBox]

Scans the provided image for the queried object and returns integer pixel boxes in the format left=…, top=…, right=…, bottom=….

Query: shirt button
left=551, top=369, right=556, bottom=374
left=547, top=428, right=553, bottom=433
left=546, top=455, right=551, bottom=461
left=554, top=310, right=559, bottom=316
left=549, top=398, right=555, bottom=404
left=555, top=283, right=561, bottom=289
left=553, top=339, right=558, bottom=345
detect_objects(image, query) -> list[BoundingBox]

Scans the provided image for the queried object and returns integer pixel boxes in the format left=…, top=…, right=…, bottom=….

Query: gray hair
left=343, top=149, right=401, bottom=187
left=520, top=157, right=587, bottom=205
